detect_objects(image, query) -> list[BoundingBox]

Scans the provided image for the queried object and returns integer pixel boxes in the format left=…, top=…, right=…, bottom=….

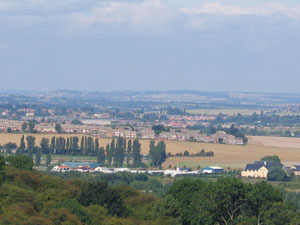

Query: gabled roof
left=245, top=161, right=282, bottom=171
left=245, top=164, right=263, bottom=171
left=289, top=165, right=300, bottom=171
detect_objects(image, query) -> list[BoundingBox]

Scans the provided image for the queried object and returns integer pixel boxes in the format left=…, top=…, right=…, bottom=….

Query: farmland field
left=248, top=135, right=300, bottom=149
left=2, top=134, right=300, bottom=169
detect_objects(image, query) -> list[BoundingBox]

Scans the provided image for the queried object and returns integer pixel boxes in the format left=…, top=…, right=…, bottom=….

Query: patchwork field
left=2, top=134, right=300, bottom=169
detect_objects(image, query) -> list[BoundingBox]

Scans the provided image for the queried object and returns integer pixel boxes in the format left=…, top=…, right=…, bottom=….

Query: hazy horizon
left=1, top=0, right=300, bottom=93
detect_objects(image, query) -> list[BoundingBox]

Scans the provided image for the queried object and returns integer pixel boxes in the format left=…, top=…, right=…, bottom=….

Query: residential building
left=286, top=165, right=300, bottom=176
left=241, top=161, right=282, bottom=178
left=139, top=129, right=155, bottom=139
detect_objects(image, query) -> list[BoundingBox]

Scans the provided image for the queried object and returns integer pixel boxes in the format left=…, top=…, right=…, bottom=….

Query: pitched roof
left=289, top=165, right=300, bottom=171
left=245, top=161, right=281, bottom=171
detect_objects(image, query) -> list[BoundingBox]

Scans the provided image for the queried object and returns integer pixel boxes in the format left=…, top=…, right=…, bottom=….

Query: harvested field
left=248, top=136, right=300, bottom=149
left=2, top=134, right=300, bottom=169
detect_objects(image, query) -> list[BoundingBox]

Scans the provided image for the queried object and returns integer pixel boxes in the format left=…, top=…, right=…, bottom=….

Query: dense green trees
left=21, top=122, right=28, bottom=132
left=78, top=181, right=126, bottom=217
left=6, top=155, right=33, bottom=170
left=149, top=140, right=166, bottom=167
left=152, top=124, right=169, bottom=136
left=114, top=138, right=126, bottom=167
left=1, top=159, right=300, bottom=225
left=55, top=123, right=62, bottom=133
left=0, top=164, right=171, bottom=225
left=0, top=155, right=5, bottom=184
left=11, top=136, right=147, bottom=168
left=156, top=178, right=299, bottom=225
left=28, top=121, right=35, bottom=133
left=267, top=166, right=289, bottom=181
left=261, top=155, right=281, bottom=164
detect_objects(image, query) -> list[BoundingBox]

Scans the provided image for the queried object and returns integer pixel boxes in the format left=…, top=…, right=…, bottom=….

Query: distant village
left=0, top=113, right=245, bottom=145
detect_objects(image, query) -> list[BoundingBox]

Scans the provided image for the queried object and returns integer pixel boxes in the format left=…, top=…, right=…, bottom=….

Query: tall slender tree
left=114, top=137, right=125, bottom=167
left=80, top=136, right=85, bottom=154
left=84, top=136, right=88, bottom=155
left=18, top=135, right=26, bottom=154
left=149, top=140, right=156, bottom=166
left=71, top=137, right=79, bottom=155
left=97, top=147, right=106, bottom=165
left=66, top=137, right=70, bottom=153
left=50, top=136, right=56, bottom=154
left=55, top=137, right=65, bottom=155
left=26, top=136, right=35, bottom=155
left=40, top=138, right=50, bottom=154
left=107, top=139, right=115, bottom=167
left=86, top=137, right=94, bottom=156
left=132, top=139, right=142, bottom=167
left=126, top=140, right=132, bottom=166
left=149, top=141, right=166, bottom=167
left=95, top=138, right=100, bottom=152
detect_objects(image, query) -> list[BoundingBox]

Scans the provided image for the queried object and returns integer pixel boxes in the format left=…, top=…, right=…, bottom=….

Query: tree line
left=14, top=135, right=167, bottom=168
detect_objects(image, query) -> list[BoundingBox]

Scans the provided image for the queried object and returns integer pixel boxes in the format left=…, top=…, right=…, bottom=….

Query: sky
left=1, top=0, right=300, bottom=93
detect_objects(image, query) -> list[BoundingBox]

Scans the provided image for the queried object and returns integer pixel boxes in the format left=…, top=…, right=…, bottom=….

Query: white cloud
left=0, top=0, right=95, bottom=13
left=68, top=0, right=174, bottom=30
left=180, top=2, right=300, bottom=18
left=0, top=0, right=300, bottom=32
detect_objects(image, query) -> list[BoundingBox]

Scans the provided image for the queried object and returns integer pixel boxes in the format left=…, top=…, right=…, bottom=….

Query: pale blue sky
left=0, top=0, right=300, bottom=92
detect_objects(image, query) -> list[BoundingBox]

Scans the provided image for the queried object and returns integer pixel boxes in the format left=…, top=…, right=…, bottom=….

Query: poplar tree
left=71, top=137, right=79, bottom=155
left=40, top=138, right=50, bottom=154
left=18, top=135, right=26, bottom=154
left=149, top=140, right=156, bottom=166
left=126, top=140, right=132, bottom=166
left=66, top=137, right=70, bottom=154
left=26, top=136, right=35, bottom=155
left=149, top=140, right=166, bottom=167
left=97, top=147, right=106, bottom=165
left=114, top=137, right=125, bottom=167
left=132, top=139, right=142, bottom=167
left=107, top=139, right=115, bottom=167
left=50, top=136, right=56, bottom=154
left=95, top=138, right=100, bottom=152
left=80, top=136, right=85, bottom=154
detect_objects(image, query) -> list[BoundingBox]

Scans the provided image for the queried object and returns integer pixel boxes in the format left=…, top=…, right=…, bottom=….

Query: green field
left=177, top=161, right=245, bottom=170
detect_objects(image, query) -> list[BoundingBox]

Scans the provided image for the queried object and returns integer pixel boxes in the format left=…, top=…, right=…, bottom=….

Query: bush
left=267, top=167, right=289, bottom=181
left=6, top=155, right=33, bottom=170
